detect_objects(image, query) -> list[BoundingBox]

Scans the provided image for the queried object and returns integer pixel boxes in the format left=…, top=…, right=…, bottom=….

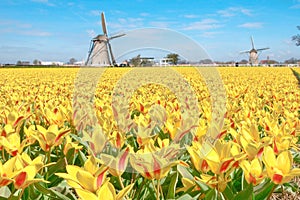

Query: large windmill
left=240, top=36, right=269, bottom=66
left=85, top=12, right=125, bottom=66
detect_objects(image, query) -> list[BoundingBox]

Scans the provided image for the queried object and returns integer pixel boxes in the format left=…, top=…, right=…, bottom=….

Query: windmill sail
left=109, top=33, right=126, bottom=40
left=257, top=47, right=270, bottom=51
left=101, top=12, right=107, bottom=36
left=251, top=36, right=255, bottom=49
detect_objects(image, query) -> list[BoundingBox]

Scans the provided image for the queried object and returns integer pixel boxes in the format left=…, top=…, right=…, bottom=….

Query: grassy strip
left=291, top=68, right=300, bottom=87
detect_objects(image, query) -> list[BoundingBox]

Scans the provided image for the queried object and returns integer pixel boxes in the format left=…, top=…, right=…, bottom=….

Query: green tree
left=166, top=53, right=179, bottom=65
left=33, top=59, right=41, bottom=65
left=284, top=57, right=299, bottom=64
left=130, top=54, right=141, bottom=67
left=69, top=58, right=77, bottom=65
left=292, top=26, right=300, bottom=46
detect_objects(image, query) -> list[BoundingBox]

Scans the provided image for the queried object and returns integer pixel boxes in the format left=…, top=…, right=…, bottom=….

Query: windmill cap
left=92, top=34, right=107, bottom=41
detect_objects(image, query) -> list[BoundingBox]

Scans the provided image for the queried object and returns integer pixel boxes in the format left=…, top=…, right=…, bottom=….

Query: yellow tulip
left=135, top=122, right=155, bottom=147
left=109, top=130, right=125, bottom=149
left=130, top=153, right=176, bottom=180
left=196, top=173, right=230, bottom=192
left=0, top=157, right=17, bottom=186
left=4, top=110, right=26, bottom=130
left=13, top=165, right=47, bottom=189
left=157, top=138, right=170, bottom=149
left=130, top=143, right=185, bottom=180
left=164, top=113, right=181, bottom=139
left=75, top=180, right=116, bottom=200
left=240, top=158, right=264, bottom=185
left=262, top=146, right=300, bottom=184
left=238, top=124, right=271, bottom=160
left=0, top=124, right=30, bottom=156
left=56, top=155, right=133, bottom=200
left=24, top=125, right=37, bottom=144
left=176, top=178, right=200, bottom=193
left=75, top=180, right=134, bottom=200
left=15, top=153, right=45, bottom=172
left=264, top=115, right=297, bottom=154
left=187, top=141, right=209, bottom=173
left=194, top=118, right=208, bottom=139
left=56, top=156, right=109, bottom=193
left=13, top=154, right=47, bottom=189
left=100, top=147, right=130, bottom=177
left=32, top=124, right=70, bottom=151
left=63, top=135, right=82, bottom=155
left=43, top=104, right=66, bottom=126
left=199, top=140, right=243, bottom=175
left=82, top=124, right=107, bottom=155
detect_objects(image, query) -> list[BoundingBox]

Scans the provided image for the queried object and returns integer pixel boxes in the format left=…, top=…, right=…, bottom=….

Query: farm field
left=0, top=67, right=300, bottom=199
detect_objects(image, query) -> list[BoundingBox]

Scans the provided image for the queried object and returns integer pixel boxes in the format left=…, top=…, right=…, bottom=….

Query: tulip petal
left=116, top=183, right=134, bottom=200
left=97, top=181, right=116, bottom=199
left=277, top=151, right=291, bottom=174
left=119, top=147, right=129, bottom=172
left=251, top=158, right=262, bottom=177
left=273, top=173, right=283, bottom=184
left=14, top=171, right=27, bottom=189
left=76, top=189, right=98, bottom=200
left=263, top=146, right=276, bottom=168
left=76, top=170, right=96, bottom=192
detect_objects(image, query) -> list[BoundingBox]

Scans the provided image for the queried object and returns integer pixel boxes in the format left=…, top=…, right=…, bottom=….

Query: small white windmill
left=240, top=36, right=269, bottom=66
left=85, top=12, right=125, bottom=66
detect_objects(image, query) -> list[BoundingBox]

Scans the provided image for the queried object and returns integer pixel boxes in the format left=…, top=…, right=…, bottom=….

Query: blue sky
left=0, top=0, right=300, bottom=63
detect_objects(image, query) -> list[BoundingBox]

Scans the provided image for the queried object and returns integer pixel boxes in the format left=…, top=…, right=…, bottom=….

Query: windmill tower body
left=249, top=50, right=258, bottom=65
left=85, top=12, right=125, bottom=67
left=240, top=36, right=269, bottom=66
left=86, top=35, right=111, bottom=66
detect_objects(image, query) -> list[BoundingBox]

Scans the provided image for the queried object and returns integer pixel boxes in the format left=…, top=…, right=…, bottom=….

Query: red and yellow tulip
left=240, top=158, right=265, bottom=185
left=262, top=146, right=300, bottom=184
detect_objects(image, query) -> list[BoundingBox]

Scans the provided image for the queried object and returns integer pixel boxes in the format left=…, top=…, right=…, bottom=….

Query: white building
left=41, top=61, right=64, bottom=66
left=159, top=58, right=173, bottom=66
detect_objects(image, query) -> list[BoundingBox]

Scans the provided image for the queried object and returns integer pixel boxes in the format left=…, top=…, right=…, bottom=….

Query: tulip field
left=1, top=67, right=300, bottom=200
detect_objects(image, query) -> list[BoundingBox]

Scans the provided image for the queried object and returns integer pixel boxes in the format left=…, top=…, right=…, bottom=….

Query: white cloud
left=289, top=0, right=300, bottom=8
left=30, top=0, right=55, bottom=6
left=183, top=14, right=199, bottom=19
left=0, top=20, right=31, bottom=29
left=200, top=31, right=221, bottom=38
left=217, top=9, right=235, bottom=17
left=290, top=3, right=300, bottom=9
left=149, top=21, right=173, bottom=28
left=22, top=30, right=51, bottom=37
left=86, top=29, right=97, bottom=38
left=217, top=7, right=252, bottom=17
left=0, top=20, right=11, bottom=26
left=108, top=17, right=144, bottom=32
left=90, top=10, right=101, bottom=16
left=0, top=20, right=49, bottom=36
left=140, top=12, right=149, bottom=17
left=31, top=0, right=48, bottom=3
left=19, top=23, right=32, bottom=29
left=240, top=8, right=252, bottom=16
left=182, top=19, right=222, bottom=31
left=238, top=22, right=263, bottom=28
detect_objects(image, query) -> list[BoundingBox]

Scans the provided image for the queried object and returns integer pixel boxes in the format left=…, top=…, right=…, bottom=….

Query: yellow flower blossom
left=262, top=146, right=300, bottom=184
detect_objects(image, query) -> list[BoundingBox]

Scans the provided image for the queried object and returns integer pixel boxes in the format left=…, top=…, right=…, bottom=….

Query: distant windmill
left=240, top=36, right=269, bottom=66
left=85, top=12, right=125, bottom=66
